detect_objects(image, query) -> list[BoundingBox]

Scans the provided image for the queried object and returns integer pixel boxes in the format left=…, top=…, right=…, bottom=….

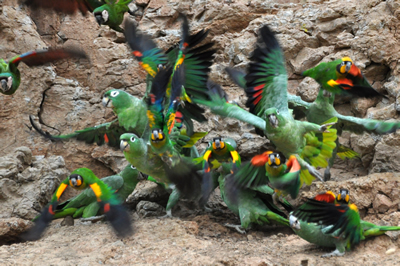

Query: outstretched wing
left=225, top=67, right=247, bottom=89
left=9, top=48, right=87, bottom=67
left=245, top=25, right=288, bottom=117
left=20, top=0, right=103, bottom=14
left=293, top=199, right=363, bottom=246
left=29, top=115, right=129, bottom=149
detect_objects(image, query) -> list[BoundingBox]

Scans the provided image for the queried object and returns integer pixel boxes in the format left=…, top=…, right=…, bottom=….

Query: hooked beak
left=214, top=139, right=221, bottom=149
left=120, top=140, right=129, bottom=152
left=289, top=215, right=301, bottom=230
left=268, top=114, right=278, bottom=128
left=102, top=97, right=112, bottom=108
left=95, top=14, right=105, bottom=26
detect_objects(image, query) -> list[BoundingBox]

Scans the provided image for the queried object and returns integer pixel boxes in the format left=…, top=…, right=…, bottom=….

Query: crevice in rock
left=37, top=86, right=60, bottom=134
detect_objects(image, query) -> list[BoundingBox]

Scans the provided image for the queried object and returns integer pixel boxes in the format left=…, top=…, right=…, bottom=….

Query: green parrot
left=53, top=164, right=141, bottom=219
left=290, top=195, right=400, bottom=257
left=302, top=57, right=384, bottom=98
left=0, top=48, right=87, bottom=95
left=21, top=168, right=133, bottom=241
left=229, top=151, right=302, bottom=200
left=288, top=87, right=400, bottom=179
left=21, top=0, right=136, bottom=32
left=194, top=25, right=338, bottom=183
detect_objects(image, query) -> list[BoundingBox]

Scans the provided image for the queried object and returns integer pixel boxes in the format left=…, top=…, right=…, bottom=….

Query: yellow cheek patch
left=337, top=193, right=342, bottom=200
left=275, top=157, right=281, bottom=165
left=230, top=151, right=239, bottom=163
left=90, top=183, right=103, bottom=202
left=327, top=79, right=339, bottom=87
left=345, top=194, right=349, bottom=203
left=56, top=183, right=68, bottom=201
left=268, top=158, right=272, bottom=165
left=340, top=65, right=347, bottom=74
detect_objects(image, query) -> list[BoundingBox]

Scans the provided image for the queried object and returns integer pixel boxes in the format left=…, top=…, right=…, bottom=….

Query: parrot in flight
left=290, top=189, right=400, bottom=257
left=194, top=24, right=338, bottom=183
left=302, top=57, right=385, bottom=98
left=21, top=0, right=136, bottom=32
left=21, top=168, right=133, bottom=241
left=0, top=48, right=87, bottom=95
left=53, top=164, right=141, bottom=219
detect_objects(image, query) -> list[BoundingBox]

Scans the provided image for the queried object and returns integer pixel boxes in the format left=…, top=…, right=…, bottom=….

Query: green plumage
left=93, top=0, right=132, bottom=32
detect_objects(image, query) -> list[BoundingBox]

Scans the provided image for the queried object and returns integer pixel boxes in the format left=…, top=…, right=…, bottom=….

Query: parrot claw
left=324, top=166, right=331, bottom=181
left=306, top=164, right=324, bottom=182
left=224, top=223, right=246, bottom=234
left=159, top=209, right=173, bottom=219
left=321, top=249, right=345, bottom=257
left=319, top=122, right=336, bottom=133
left=80, top=215, right=105, bottom=223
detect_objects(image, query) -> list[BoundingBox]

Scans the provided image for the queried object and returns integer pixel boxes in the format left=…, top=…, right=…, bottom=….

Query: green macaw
left=0, top=48, right=87, bottom=95
left=22, top=168, right=133, bottom=241
left=229, top=151, right=302, bottom=200
left=124, top=16, right=215, bottom=135
left=21, top=0, right=136, bottom=32
left=288, top=87, right=400, bottom=179
left=120, top=132, right=202, bottom=216
left=194, top=25, right=338, bottom=182
left=290, top=194, right=400, bottom=257
left=302, top=57, right=384, bottom=98
left=53, top=164, right=141, bottom=219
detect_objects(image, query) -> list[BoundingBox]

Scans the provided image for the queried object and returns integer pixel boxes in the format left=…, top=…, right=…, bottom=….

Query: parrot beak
left=95, top=14, right=105, bottom=26
left=289, top=214, right=301, bottom=230
left=0, top=77, right=11, bottom=92
left=102, top=97, right=112, bottom=108
left=214, top=138, right=221, bottom=149
left=345, top=61, right=352, bottom=73
left=268, top=114, right=278, bottom=128
left=120, top=140, right=129, bottom=152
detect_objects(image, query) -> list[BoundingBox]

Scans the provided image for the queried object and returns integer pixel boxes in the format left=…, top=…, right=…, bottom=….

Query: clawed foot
left=305, top=164, right=324, bottom=182
left=319, top=122, right=336, bottom=133
left=80, top=215, right=105, bottom=223
left=321, top=249, right=345, bottom=257
left=224, top=223, right=246, bottom=234
left=158, top=209, right=173, bottom=219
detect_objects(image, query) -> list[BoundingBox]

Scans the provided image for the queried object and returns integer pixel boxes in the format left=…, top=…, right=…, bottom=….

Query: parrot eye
left=130, top=165, right=136, bottom=170
left=207, top=142, right=211, bottom=148
left=130, top=136, right=136, bottom=142
left=110, top=91, right=119, bottom=97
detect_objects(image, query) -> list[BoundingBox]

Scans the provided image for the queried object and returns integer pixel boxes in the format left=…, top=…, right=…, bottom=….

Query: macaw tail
left=337, top=144, right=360, bottom=160
left=102, top=202, right=133, bottom=238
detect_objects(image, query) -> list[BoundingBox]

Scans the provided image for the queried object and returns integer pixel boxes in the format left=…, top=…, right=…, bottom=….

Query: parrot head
left=289, top=214, right=301, bottom=230
left=103, top=89, right=131, bottom=111
left=69, top=168, right=96, bottom=189
left=267, top=152, right=282, bottom=168
left=336, top=188, right=350, bottom=204
left=69, top=174, right=83, bottom=188
left=0, top=74, right=13, bottom=93
left=212, top=137, right=225, bottom=150
left=264, top=108, right=285, bottom=129
left=336, top=57, right=353, bottom=75
left=120, top=133, right=146, bottom=156
left=93, top=5, right=110, bottom=26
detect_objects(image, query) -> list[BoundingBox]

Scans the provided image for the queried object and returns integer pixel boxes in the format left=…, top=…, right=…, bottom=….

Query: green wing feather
left=337, top=144, right=360, bottom=160
left=245, top=25, right=289, bottom=116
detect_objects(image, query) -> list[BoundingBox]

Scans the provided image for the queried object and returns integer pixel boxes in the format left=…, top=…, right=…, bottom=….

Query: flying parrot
left=228, top=151, right=302, bottom=200
left=0, top=48, right=87, bottom=95
left=53, top=164, right=141, bottom=219
left=288, top=87, right=400, bottom=179
left=290, top=191, right=400, bottom=257
left=21, top=0, right=136, bottom=32
left=21, top=168, right=133, bottom=241
left=301, top=57, right=384, bottom=98
left=194, top=25, right=338, bottom=182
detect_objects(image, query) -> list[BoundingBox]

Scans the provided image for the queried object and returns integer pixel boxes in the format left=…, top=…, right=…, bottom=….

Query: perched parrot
left=21, top=0, right=136, bottom=32
left=302, top=57, right=384, bottom=98
left=290, top=194, right=400, bottom=257
left=123, top=15, right=215, bottom=135
left=0, top=48, right=87, bottom=95
left=194, top=25, right=338, bottom=182
left=21, top=168, right=133, bottom=241
left=120, top=132, right=202, bottom=216
left=313, top=188, right=350, bottom=205
left=288, top=88, right=400, bottom=179
left=53, top=164, right=141, bottom=219
left=228, top=151, right=302, bottom=200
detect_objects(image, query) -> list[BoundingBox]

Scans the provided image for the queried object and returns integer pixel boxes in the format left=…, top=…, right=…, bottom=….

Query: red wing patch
left=251, top=153, right=269, bottom=167
left=335, top=78, right=354, bottom=89
left=348, top=64, right=362, bottom=78
left=286, top=155, right=301, bottom=172
left=104, top=134, right=109, bottom=144
left=314, top=193, right=335, bottom=203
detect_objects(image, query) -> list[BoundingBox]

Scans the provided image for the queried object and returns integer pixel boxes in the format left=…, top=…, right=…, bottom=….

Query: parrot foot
left=319, top=122, right=336, bottom=133
left=321, top=249, right=345, bottom=257
left=224, top=223, right=246, bottom=234
left=158, top=209, right=173, bottom=219
left=80, top=215, right=105, bottom=223
left=305, top=163, right=324, bottom=182
left=324, top=167, right=331, bottom=181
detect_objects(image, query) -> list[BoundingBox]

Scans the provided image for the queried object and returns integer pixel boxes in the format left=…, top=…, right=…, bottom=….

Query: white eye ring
left=207, top=142, right=211, bottom=148
left=130, top=136, right=136, bottom=142
left=111, top=91, right=119, bottom=97
left=130, top=165, right=136, bottom=170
